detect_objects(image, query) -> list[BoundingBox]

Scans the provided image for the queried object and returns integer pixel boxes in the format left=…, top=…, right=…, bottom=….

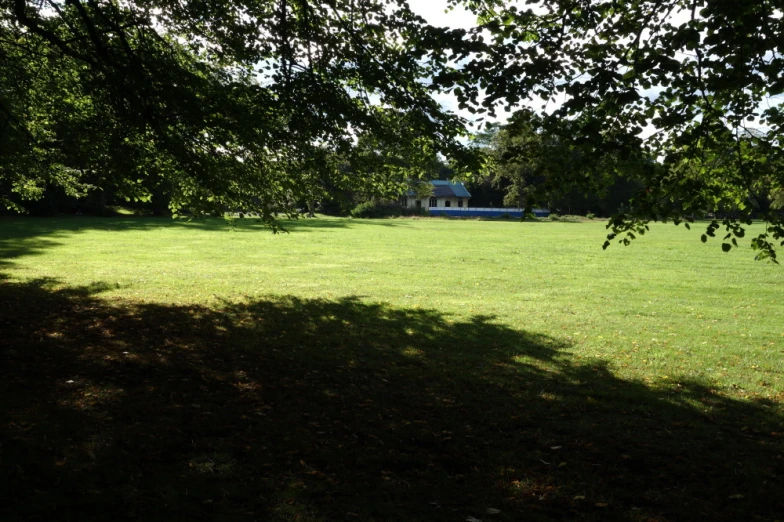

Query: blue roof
left=410, top=180, right=471, bottom=198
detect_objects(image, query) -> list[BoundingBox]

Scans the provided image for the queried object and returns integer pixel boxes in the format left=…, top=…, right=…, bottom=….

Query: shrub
left=319, top=199, right=350, bottom=216
left=350, top=202, right=399, bottom=218
left=586, top=212, right=596, bottom=220
left=350, top=202, right=429, bottom=218
left=549, top=214, right=561, bottom=221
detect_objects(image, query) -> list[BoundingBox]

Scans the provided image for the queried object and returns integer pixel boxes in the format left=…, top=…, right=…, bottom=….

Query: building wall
left=431, top=208, right=551, bottom=218
left=402, top=196, right=469, bottom=209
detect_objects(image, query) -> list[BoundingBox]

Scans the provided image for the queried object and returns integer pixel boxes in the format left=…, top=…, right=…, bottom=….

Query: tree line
left=1, top=1, right=782, bottom=257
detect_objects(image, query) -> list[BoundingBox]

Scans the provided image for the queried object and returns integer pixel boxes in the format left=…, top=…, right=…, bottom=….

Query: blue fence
left=426, top=207, right=550, bottom=218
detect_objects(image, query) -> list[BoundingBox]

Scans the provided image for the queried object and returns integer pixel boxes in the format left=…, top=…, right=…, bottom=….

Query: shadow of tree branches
left=1, top=277, right=782, bottom=521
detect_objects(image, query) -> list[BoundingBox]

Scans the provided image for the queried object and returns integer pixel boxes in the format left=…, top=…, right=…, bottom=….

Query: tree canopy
left=0, top=0, right=475, bottom=223
left=2, top=0, right=783, bottom=258
left=470, top=109, right=651, bottom=217
left=437, top=0, right=784, bottom=260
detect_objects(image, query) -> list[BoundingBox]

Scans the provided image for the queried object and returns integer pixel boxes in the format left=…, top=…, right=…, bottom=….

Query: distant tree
left=406, top=179, right=434, bottom=202
left=472, top=109, right=649, bottom=215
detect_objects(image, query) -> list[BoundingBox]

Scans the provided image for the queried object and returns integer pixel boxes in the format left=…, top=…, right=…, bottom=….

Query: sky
left=409, top=1, right=479, bottom=31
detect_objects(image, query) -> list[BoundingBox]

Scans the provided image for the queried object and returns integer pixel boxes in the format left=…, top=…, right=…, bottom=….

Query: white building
left=401, top=180, right=471, bottom=210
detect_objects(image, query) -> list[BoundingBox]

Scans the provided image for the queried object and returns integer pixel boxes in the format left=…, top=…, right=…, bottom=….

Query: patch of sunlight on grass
left=1, top=215, right=782, bottom=401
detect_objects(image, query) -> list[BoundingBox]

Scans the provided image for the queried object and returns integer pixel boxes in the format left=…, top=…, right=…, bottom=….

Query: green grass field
left=2, top=215, right=783, bottom=521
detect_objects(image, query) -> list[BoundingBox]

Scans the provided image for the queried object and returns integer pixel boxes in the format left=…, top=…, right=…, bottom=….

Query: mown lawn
left=1, top=215, right=783, bottom=521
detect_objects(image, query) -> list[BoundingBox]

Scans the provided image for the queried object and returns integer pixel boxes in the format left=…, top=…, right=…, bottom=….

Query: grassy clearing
left=1, top=215, right=783, bottom=521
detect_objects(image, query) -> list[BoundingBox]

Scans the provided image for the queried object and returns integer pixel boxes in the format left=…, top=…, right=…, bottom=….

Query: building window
left=429, top=197, right=437, bottom=207
left=445, top=200, right=451, bottom=207
left=458, top=199, right=463, bottom=208
left=401, top=197, right=407, bottom=207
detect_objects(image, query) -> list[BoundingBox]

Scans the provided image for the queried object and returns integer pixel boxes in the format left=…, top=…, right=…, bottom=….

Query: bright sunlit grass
left=2, top=215, right=782, bottom=401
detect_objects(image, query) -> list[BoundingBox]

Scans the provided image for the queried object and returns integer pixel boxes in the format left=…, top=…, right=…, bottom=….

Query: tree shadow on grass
left=1, top=278, right=782, bottom=521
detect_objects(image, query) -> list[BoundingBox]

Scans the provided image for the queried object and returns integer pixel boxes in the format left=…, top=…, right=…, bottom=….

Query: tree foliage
left=480, top=110, right=583, bottom=211
left=473, top=109, right=654, bottom=216
left=437, top=0, right=784, bottom=260
left=0, top=0, right=476, bottom=223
